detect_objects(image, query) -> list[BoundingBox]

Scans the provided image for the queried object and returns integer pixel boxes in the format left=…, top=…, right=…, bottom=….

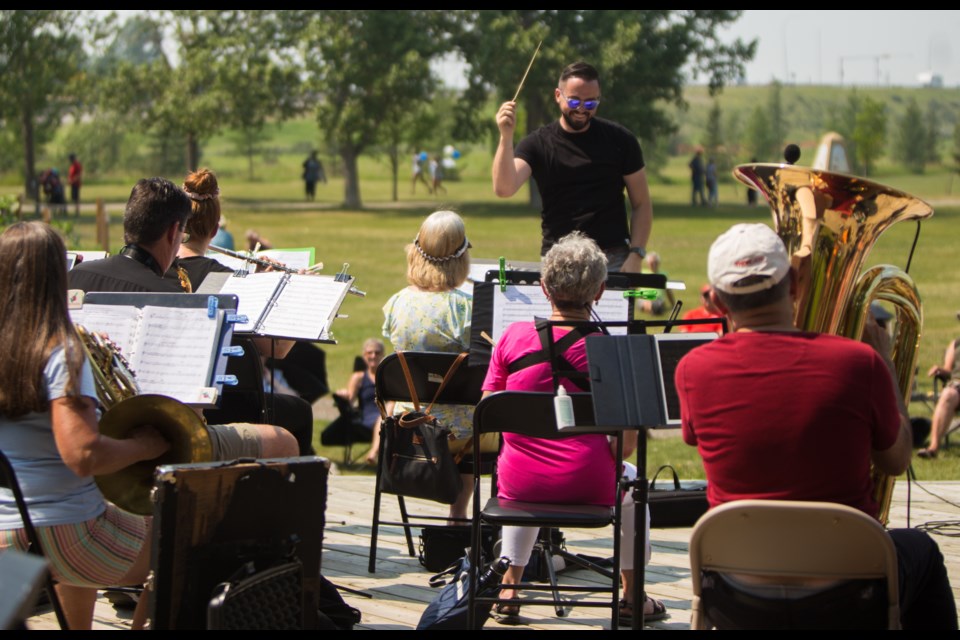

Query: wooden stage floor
left=26, top=474, right=960, bottom=630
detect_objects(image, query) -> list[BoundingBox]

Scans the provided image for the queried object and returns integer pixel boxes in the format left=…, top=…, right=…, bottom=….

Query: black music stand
left=585, top=320, right=724, bottom=630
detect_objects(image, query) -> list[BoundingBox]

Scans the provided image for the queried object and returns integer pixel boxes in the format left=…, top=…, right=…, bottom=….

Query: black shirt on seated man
left=67, top=177, right=300, bottom=459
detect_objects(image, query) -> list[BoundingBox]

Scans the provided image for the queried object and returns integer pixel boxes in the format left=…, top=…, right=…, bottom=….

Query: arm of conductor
left=492, top=101, right=532, bottom=197
left=621, top=169, right=653, bottom=274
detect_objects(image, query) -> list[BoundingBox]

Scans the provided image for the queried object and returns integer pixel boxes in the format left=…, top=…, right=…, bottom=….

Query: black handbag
left=378, top=351, right=467, bottom=505
left=647, top=464, right=709, bottom=528
left=418, top=524, right=500, bottom=573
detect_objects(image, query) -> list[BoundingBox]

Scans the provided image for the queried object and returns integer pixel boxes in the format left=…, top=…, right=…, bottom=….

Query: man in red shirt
left=68, top=153, right=82, bottom=217
left=678, top=283, right=724, bottom=334
left=676, top=223, right=956, bottom=629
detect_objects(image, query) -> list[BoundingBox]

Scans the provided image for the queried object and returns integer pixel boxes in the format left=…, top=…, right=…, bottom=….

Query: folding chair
left=689, top=499, right=900, bottom=630
left=466, top=391, right=623, bottom=629
left=367, top=351, right=493, bottom=573
left=0, top=450, right=69, bottom=629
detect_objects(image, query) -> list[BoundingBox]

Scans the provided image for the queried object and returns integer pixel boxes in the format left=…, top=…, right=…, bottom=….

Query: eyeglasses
left=558, top=89, right=600, bottom=111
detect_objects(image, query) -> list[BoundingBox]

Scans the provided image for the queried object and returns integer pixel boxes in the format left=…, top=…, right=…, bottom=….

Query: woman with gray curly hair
left=481, top=231, right=660, bottom=625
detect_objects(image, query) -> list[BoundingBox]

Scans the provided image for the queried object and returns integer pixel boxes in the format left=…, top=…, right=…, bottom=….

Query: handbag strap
left=395, top=350, right=421, bottom=412
left=423, top=352, right=469, bottom=415
left=649, top=464, right=681, bottom=491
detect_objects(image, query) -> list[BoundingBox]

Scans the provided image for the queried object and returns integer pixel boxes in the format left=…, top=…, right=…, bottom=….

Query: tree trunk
left=21, top=107, right=37, bottom=204
left=390, top=143, right=399, bottom=202
left=341, top=144, right=362, bottom=209
left=186, top=132, right=200, bottom=172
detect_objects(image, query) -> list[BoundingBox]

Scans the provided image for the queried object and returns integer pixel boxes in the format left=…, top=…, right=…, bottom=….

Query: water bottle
left=554, top=386, right=575, bottom=430
left=477, top=556, right=511, bottom=590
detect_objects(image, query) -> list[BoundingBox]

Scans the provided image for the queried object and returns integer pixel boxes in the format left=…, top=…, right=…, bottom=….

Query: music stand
left=586, top=324, right=722, bottom=629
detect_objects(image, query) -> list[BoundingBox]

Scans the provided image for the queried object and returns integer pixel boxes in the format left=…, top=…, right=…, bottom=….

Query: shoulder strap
left=505, top=321, right=595, bottom=392
left=424, top=352, right=468, bottom=415
left=395, top=350, right=420, bottom=411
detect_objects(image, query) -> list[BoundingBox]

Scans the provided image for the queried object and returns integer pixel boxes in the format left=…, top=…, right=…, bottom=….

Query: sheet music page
left=205, top=251, right=252, bottom=273
left=258, top=274, right=350, bottom=340
left=257, top=248, right=315, bottom=272
left=70, top=305, right=142, bottom=358
left=490, top=284, right=630, bottom=342
left=215, top=272, right=287, bottom=332
left=128, top=306, right=223, bottom=402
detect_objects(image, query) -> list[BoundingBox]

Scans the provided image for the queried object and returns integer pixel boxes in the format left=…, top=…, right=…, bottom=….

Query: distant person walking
left=411, top=152, right=432, bottom=195
left=302, top=151, right=325, bottom=201
left=429, top=155, right=446, bottom=196
left=705, top=156, right=718, bottom=207
left=689, top=146, right=706, bottom=207
left=68, top=153, right=83, bottom=217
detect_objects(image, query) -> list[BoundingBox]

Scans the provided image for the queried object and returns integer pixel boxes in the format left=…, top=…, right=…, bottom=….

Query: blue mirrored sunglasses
left=559, top=89, right=600, bottom=111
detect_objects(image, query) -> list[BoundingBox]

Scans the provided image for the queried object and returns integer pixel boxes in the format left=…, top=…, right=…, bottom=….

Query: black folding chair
left=466, top=391, right=624, bottom=629
left=367, top=351, right=493, bottom=573
left=0, top=450, right=69, bottom=629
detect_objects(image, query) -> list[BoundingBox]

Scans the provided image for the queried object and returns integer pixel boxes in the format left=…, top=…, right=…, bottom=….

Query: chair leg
left=396, top=496, right=416, bottom=557
left=538, top=543, right=566, bottom=617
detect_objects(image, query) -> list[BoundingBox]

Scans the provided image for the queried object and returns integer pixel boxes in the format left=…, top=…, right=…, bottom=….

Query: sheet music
left=70, top=304, right=224, bottom=404
left=71, top=305, right=142, bottom=355
left=490, top=284, right=629, bottom=342
left=215, top=271, right=288, bottom=332
left=257, top=274, right=350, bottom=340
left=257, top=248, right=314, bottom=271
left=129, top=307, right=222, bottom=402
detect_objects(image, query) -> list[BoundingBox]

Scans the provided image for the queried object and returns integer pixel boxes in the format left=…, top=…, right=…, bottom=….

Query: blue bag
left=416, top=554, right=508, bottom=630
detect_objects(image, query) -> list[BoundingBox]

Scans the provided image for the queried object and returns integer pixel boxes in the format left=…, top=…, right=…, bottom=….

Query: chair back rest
left=375, top=352, right=485, bottom=411
left=473, top=391, right=595, bottom=439
left=0, top=450, right=42, bottom=554
left=689, top=499, right=899, bottom=627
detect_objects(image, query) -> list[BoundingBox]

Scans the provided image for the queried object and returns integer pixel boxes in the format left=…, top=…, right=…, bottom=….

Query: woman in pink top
left=482, top=232, right=661, bottom=624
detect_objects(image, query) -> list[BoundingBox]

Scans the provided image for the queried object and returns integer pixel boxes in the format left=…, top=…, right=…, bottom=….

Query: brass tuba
left=734, top=163, right=932, bottom=525
left=76, top=324, right=213, bottom=515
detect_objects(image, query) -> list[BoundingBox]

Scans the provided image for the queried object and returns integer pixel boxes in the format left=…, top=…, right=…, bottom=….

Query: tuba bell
left=76, top=324, right=213, bottom=515
left=734, top=162, right=932, bottom=525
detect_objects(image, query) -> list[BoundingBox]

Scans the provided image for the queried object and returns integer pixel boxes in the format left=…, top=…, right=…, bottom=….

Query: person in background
left=321, top=338, right=383, bottom=451
left=68, top=153, right=83, bottom=217
left=678, top=284, right=725, bottom=334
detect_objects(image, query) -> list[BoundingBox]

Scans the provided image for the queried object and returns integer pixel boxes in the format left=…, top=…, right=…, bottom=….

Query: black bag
left=418, top=524, right=500, bottom=573
left=648, top=464, right=709, bottom=528
left=417, top=553, right=508, bottom=630
left=207, top=560, right=304, bottom=630
left=316, top=573, right=362, bottom=631
left=378, top=352, right=467, bottom=505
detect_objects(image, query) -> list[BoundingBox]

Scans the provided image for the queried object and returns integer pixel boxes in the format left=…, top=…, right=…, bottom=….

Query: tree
left=827, top=91, right=861, bottom=172
left=745, top=105, right=773, bottom=162
left=767, top=80, right=785, bottom=158
left=98, top=11, right=302, bottom=174
left=296, top=11, right=456, bottom=208
left=851, top=97, right=886, bottom=177
left=453, top=11, right=755, bottom=203
left=925, top=100, right=942, bottom=165
left=951, top=120, right=960, bottom=194
left=895, top=98, right=927, bottom=174
left=0, top=11, right=86, bottom=201
left=704, top=101, right=723, bottom=159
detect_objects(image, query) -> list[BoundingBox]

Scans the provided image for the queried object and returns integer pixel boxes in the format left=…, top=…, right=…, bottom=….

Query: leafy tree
left=704, top=101, right=723, bottom=159
left=951, top=120, right=960, bottom=193
left=827, top=91, right=861, bottom=173
left=925, top=101, right=942, bottom=165
left=745, top=105, right=773, bottom=162
left=296, top=10, right=456, bottom=208
left=767, top=80, right=785, bottom=158
left=453, top=11, right=755, bottom=203
left=0, top=11, right=87, bottom=200
left=895, top=98, right=927, bottom=174
left=852, top=97, right=886, bottom=177
left=98, top=11, right=302, bottom=174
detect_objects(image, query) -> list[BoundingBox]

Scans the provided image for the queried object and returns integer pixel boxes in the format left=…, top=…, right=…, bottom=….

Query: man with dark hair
left=493, top=61, right=653, bottom=273
left=68, top=178, right=299, bottom=461
left=69, top=178, right=190, bottom=293
left=675, top=223, right=956, bottom=629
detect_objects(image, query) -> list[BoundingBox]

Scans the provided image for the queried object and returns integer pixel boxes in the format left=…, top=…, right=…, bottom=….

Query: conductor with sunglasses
left=493, top=61, right=653, bottom=273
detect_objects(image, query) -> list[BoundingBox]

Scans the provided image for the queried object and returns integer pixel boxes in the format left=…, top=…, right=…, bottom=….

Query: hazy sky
left=717, top=10, right=959, bottom=87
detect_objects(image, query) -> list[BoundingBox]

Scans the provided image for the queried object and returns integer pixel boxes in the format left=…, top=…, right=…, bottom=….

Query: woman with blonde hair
left=374, top=210, right=492, bottom=520
left=0, top=222, right=169, bottom=629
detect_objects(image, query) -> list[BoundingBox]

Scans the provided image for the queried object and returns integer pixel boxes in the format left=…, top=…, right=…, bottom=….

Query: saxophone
left=734, top=163, right=932, bottom=525
left=75, top=324, right=213, bottom=515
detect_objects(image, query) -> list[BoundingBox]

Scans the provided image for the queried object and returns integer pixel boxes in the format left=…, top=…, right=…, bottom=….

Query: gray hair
left=542, top=231, right=607, bottom=309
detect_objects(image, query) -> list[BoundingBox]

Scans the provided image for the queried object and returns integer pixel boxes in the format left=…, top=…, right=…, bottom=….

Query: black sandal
left=494, top=602, right=522, bottom=624
left=619, top=596, right=668, bottom=624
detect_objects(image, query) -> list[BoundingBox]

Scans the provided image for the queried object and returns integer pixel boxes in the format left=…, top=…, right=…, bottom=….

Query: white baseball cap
left=708, top=223, right=790, bottom=294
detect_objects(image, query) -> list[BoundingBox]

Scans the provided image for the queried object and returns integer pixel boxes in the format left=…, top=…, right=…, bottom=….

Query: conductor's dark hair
left=559, top=61, right=600, bottom=84
left=123, top=177, right=191, bottom=245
